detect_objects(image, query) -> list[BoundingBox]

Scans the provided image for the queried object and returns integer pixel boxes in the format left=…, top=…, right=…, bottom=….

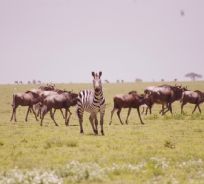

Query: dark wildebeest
left=109, top=91, right=145, bottom=125
left=35, top=89, right=74, bottom=119
left=40, top=91, right=78, bottom=126
left=38, top=84, right=55, bottom=91
left=181, top=90, right=204, bottom=114
left=10, top=91, right=41, bottom=122
left=144, top=85, right=187, bottom=115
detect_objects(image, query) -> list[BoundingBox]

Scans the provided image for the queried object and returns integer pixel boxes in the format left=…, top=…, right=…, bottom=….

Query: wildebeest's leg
left=34, top=103, right=41, bottom=118
left=125, top=108, right=131, bottom=124
left=141, top=107, right=144, bottom=114
left=192, top=104, right=198, bottom=114
left=25, top=107, right=31, bottom=122
left=192, top=104, right=201, bottom=114
left=64, top=109, right=68, bottom=125
left=50, top=109, right=59, bottom=126
left=162, top=103, right=170, bottom=115
left=60, top=109, right=65, bottom=119
left=40, top=107, right=47, bottom=126
left=137, top=107, right=144, bottom=124
left=117, top=108, right=123, bottom=125
left=168, top=103, right=173, bottom=114
left=145, top=106, right=148, bottom=115
left=10, top=107, right=17, bottom=122
left=77, top=109, right=84, bottom=133
left=109, top=107, right=116, bottom=125
left=14, top=107, right=17, bottom=122
left=89, top=114, right=96, bottom=134
left=181, top=102, right=187, bottom=114
left=31, top=107, right=38, bottom=121
left=52, top=109, right=56, bottom=118
left=66, top=109, right=72, bottom=126
left=159, top=104, right=164, bottom=114
left=100, top=111, right=105, bottom=135
left=148, top=104, right=152, bottom=115
left=198, top=104, right=202, bottom=113
left=53, top=109, right=65, bottom=119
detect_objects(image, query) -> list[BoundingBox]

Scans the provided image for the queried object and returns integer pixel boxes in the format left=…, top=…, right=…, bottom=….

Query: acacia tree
left=185, top=72, right=202, bottom=81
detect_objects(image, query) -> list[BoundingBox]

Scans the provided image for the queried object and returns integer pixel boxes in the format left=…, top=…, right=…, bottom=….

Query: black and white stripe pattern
left=76, top=71, right=105, bottom=135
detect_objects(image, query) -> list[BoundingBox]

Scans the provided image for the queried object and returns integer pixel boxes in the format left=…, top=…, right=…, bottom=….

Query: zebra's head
left=92, top=71, right=102, bottom=93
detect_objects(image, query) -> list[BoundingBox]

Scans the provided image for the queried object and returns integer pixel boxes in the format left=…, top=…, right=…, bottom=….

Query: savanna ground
left=0, top=81, right=204, bottom=184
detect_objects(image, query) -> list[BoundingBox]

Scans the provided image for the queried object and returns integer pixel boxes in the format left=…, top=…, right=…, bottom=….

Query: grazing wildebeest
left=109, top=91, right=145, bottom=125
left=40, top=91, right=78, bottom=126
left=181, top=90, right=204, bottom=114
left=35, top=89, right=73, bottom=119
left=76, top=71, right=106, bottom=135
left=144, top=85, right=187, bottom=115
left=30, top=84, right=55, bottom=95
left=38, top=84, right=55, bottom=91
left=10, top=91, right=41, bottom=122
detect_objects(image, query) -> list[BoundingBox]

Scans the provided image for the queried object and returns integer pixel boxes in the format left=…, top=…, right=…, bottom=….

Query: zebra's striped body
left=76, top=71, right=105, bottom=135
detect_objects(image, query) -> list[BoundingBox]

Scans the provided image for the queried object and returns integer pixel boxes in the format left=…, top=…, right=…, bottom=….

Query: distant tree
left=37, top=80, right=41, bottom=84
left=135, top=78, right=143, bottom=82
left=185, top=72, right=202, bottom=81
left=32, top=80, right=36, bottom=84
left=116, top=80, right=120, bottom=83
left=174, top=78, right=178, bottom=82
left=27, top=81, right=31, bottom=84
left=161, top=78, right=165, bottom=82
left=180, top=10, right=185, bottom=16
left=104, top=80, right=110, bottom=83
left=14, top=81, right=18, bottom=85
left=121, top=80, right=124, bottom=83
left=19, top=81, right=23, bottom=84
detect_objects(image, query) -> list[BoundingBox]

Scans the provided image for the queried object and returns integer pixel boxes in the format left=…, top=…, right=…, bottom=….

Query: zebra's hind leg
left=77, top=109, right=84, bottom=134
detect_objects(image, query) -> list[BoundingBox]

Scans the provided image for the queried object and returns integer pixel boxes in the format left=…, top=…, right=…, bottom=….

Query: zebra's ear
left=92, top=72, right=95, bottom=78
left=99, top=71, right=102, bottom=78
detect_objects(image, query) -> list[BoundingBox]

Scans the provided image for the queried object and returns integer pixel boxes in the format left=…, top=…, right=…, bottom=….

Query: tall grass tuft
left=57, top=161, right=106, bottom=182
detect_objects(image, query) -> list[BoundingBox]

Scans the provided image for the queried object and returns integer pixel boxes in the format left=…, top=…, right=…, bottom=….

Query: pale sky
left=0, top=0, right=203, bottom=84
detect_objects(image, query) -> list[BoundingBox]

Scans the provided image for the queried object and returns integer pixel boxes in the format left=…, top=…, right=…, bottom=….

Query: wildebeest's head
left=92, top=71, right=102, bottom=93
left=69, top=92, right=78, bottom=106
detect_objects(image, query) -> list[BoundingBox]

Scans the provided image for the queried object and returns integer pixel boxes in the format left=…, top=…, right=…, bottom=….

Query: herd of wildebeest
left=9, top=72, right=204, bottom=135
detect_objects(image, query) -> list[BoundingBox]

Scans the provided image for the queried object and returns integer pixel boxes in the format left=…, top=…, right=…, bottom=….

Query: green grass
left=0, top=82, right=204, bottom=183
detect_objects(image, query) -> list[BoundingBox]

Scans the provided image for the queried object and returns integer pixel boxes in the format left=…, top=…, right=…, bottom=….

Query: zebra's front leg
left=100, top=111, right=105, bottom=135
left=89, top=114, right=97, bottom=134
left=94, top=114, right=98, bottom=135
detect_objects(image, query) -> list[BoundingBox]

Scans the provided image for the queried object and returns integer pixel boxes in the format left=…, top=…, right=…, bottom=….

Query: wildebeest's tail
left=11, top=94, right=16, bottom=107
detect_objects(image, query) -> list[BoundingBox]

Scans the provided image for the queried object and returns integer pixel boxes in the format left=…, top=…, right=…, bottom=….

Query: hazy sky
left=0, top=0, right=203, bottom=84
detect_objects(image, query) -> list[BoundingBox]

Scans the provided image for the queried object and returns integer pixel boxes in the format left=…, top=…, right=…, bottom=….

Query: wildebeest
left=181, top=90, right=204, bottom=114
left=34, top=89, right=73, bottom=119
left=109, top=91, right=145, bottom=125
left=10, top=91, right=41, bottom=122
left=144, top=85, right=187, bottom=115
left=40, top=91, right=78, bottom=126
left=29, top=84, right=55, bottom=95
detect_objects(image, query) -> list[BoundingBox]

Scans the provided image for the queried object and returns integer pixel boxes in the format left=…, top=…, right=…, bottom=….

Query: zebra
left=76, top=71, right=106, bottom=135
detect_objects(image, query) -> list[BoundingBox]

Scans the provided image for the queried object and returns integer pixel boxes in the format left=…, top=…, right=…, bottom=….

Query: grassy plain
left=0, top=81, right=204, bottom=184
